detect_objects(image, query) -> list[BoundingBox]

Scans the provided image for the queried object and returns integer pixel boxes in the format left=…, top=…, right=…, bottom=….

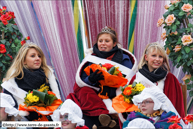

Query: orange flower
left=170, top=0, right=180, bottom=4
left=161, top=32, right=166, bottom=41
left=173, top=45, right=181, bottom=52
left=169, top=123, right=182, bottom=129
left=167, top=115, right=181, bottom=123
left=181, top=3, right=192, bottom=12
left=183, top=114, right=193, bottom=124
left=123, top=86, right=132, bottom=96
left=165, top=14, right=176, bottom=26
left=47, top=91, right=56, bottom=96
left=157, top=17, right=164, bottom=27
left=181, top=35, right=193, bottom=46
left=182, top=74, right=191, bottom=84
left=166, top=47, right=170, bottom=55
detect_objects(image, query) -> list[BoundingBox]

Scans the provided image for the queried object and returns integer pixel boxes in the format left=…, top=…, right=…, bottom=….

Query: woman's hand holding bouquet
left=84, top=63, right=128, bottom=99
left=19, top=84, right=63, bottom=121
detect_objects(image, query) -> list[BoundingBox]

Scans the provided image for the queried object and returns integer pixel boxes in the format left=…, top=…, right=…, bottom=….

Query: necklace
left=137, top=109, right=164, bottom=117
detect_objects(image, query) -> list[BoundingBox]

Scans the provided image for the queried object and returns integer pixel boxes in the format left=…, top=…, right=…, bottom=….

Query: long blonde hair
left=138, top=42, right=170, bottom=72
left=5, top=43, right=50, bottom=80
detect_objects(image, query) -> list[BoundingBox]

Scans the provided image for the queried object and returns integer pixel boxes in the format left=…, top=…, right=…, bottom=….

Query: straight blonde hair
left=138, top=42, right=170, bottom=72
left=5, top=43, right=50, bottom=81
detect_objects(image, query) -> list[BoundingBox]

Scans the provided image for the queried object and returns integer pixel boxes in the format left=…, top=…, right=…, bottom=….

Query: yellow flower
left=135, top=83, right=145, bottom=91
left=124, top=98, right=131, bottom=103
left=32, top=95, right=39, bottom=102
left=39, top=84, right=49, bottom=92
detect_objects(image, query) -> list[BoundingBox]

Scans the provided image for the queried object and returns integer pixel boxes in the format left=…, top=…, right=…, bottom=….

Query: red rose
left=2, top=6, right=6, bottom=12
left=21, top=40, right=26, bottom=46
left=7, top=11, right=15, bottom=19
left=7, top=54, right=13, bottom=60
left=1, top=20, right=8, bottom=25
left=0, top=44, right=6, bottom=54
left=25, top=36, right=30, bottom=40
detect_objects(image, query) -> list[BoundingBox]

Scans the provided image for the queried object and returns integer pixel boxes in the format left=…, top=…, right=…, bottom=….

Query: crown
left=100, top=26, right=115, bottom=36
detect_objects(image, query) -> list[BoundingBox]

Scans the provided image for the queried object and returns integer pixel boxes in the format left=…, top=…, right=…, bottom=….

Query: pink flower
left=173, top=45, right=181, bottom=52
left=157, top=17, right=164, bottom=27
left=165, top=14, right=176, bottom=26
left=181, top=35, right=193, bottom=46
left=181, top=3, right=192, bottom=12
left=164, top=5, right=170, bottom=10
left=161, top=32, right=166, bottom=41
left=170, top=0, right=180, bottom=4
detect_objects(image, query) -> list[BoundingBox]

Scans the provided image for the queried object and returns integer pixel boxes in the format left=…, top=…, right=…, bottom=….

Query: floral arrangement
left=100, top=63, right=123, bottom=77
left=121, top=82, right=145, bottom=104
left=84, top=63, right=128, bottom=88
left=19, top=84, right=63, bottom=118
left=167, top=115, right=182, bottom=129
left=157, top=0, right=193, bottom=96
left=184, top=114, right=193, bottom=124
left=0, top=6, right=30, bottom=85
left=24, top=84, right=57, bottom=107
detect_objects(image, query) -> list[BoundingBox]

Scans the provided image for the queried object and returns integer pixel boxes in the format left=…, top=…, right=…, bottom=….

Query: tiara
left=100, top=26, right=115, bottom=36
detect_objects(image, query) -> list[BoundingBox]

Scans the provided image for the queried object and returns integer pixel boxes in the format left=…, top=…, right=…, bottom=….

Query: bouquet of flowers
left=19, top=84, right=63, bottom=120
left=84, top=63, right=128, bottom=88
left=112, top=82, right=145, bottom=113
left=121, top=82, right=145, bottom=104
left=167, top=115, right=182, bottom=129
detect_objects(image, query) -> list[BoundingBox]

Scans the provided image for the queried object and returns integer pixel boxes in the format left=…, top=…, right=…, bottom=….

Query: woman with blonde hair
left=1, top=43, right=61, bottom=121
left=130, top=42, right=185, bottom=118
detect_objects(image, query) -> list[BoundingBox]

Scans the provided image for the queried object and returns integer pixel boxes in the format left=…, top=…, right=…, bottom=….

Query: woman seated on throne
left=67, top=26, right=137, bottom=128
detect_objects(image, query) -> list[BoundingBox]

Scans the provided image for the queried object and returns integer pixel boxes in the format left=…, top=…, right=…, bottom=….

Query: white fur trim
left=19, top=110, right=29, bottom=116
left=2, top=67, right=61, bottom=107
left=102, top=99, right=117, bottom=114
left=48, top=67, right=61, bottom=99
left=156, top=77, right=166, bottom=92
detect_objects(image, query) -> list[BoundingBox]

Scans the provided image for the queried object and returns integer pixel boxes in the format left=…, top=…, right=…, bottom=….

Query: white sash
left=1, top=81, right=27, bottom=100
left=76, top=54, right=135, bottom=90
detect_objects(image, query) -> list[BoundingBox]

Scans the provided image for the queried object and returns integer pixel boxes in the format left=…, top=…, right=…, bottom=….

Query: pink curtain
left=32, top=1, right=80, bottom=98
left=83, top=0, right=130, bottom=48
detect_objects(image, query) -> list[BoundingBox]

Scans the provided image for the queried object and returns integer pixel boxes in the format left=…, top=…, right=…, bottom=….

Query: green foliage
left=159, top=0, right=193, bottom=97
left=0, top=7, right=29, bottom=84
